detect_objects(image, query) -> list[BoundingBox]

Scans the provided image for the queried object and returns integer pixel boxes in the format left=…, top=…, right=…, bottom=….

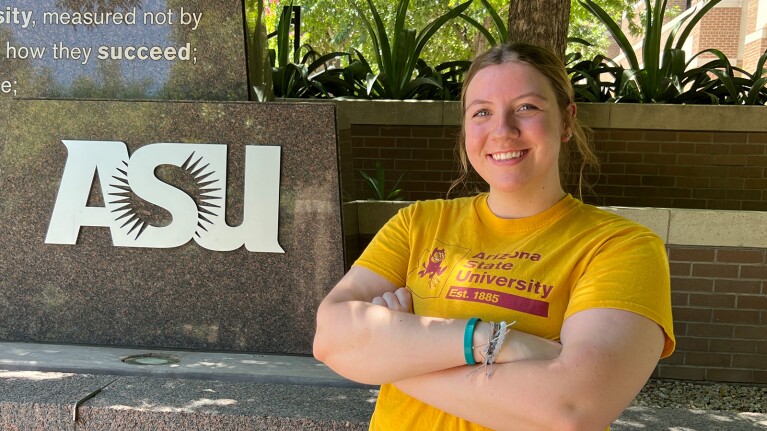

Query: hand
left=371, top=287, right=413, bottom=313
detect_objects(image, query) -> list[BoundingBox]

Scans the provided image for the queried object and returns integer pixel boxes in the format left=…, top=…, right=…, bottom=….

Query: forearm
left=394, top=357, right=609, bottom=431
left=314, top=299, right=467, bottom=384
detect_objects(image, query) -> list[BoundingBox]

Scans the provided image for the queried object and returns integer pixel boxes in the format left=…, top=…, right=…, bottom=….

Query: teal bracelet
left=464, top=317, right=480, bottom=365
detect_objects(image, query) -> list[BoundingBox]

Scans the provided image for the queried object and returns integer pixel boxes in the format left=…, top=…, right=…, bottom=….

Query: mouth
left=491, top=150, right=528, bottom=161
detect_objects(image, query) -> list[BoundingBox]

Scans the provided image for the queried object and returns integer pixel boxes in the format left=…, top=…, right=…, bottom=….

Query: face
left=463, top=62, right=573, bottom=199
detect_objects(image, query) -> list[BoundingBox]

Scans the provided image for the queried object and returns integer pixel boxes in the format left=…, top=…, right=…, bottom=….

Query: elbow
left=542, top=401, right=612, bottom=431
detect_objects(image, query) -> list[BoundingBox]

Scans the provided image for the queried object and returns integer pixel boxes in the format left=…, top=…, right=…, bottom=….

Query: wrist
left=472, top=321, right=491, bottom=364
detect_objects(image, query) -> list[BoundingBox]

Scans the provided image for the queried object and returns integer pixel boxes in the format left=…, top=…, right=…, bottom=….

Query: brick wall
left=658, top=246, right=767, bottom=384
left=686, top=7, right=742, bottom=66
left=350, top=125, right=767, bottom=211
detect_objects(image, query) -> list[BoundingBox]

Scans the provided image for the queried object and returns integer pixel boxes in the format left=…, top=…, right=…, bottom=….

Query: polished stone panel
left=0, top=0, right=247, bottom=100
left=0, top=99, right=343, bottom=354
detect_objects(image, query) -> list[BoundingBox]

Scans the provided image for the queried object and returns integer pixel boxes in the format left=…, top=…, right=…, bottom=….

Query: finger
left=381, top=291, right=401, bottom=310
left=394, top=288, right=413, bottom=313
left=371, top=296, right=387, bottom=307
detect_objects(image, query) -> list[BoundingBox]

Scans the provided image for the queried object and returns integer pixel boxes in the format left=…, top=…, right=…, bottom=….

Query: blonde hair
left=448, top=42, right=599, bottom=199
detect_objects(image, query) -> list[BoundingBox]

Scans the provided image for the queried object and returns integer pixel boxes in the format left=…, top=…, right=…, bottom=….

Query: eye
left=471, top=108, right=491, bottom=118
left=517, top=103, right=539, bottom=112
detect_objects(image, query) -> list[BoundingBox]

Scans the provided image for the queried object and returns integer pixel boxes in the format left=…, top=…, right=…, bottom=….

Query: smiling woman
left=314, top=42, right=675, bottom=431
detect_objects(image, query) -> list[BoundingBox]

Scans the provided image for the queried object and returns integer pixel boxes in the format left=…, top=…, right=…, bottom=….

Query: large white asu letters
left=45, top=140, right=285, bottom=253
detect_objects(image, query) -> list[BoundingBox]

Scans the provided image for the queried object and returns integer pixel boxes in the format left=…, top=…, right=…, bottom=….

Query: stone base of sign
left=0, top=99, right=344, bottom=354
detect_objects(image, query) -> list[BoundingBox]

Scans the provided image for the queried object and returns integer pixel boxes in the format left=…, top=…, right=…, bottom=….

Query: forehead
left=465, top=61, right=555, bottom=101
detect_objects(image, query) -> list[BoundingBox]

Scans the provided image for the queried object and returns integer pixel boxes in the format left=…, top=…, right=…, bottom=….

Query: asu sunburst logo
left=46, top=140, right=284, bottom=253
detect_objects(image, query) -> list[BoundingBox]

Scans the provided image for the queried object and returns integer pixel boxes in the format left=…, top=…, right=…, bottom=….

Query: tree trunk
left=507, top=0, right=571, bottom=59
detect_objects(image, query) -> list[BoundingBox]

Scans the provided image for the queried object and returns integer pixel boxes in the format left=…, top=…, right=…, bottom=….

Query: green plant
left=267, top=4, right=352, bottom=98
left=359, top=162, right=405, bottom=201
left=246, top=0, right=274, bottom=101
left=459, top=0, right=508, bottom=46
left=347, top=0, right=473, bottom=99
left=577, top=0, right=723, bottom=103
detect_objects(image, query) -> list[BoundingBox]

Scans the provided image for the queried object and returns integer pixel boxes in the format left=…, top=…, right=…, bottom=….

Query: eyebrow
left=465, top=91, right=549, bottom=111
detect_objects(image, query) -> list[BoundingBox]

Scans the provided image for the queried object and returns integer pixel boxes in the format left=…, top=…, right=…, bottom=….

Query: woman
left=313, top=42, right=675, bottom=431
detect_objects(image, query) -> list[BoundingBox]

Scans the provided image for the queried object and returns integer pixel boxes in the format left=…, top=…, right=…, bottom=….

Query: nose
left=491, top=111, right=520, bottom=139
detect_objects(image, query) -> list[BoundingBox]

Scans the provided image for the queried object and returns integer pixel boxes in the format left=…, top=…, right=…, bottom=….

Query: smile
left=491, top=150, right=528, bottom=161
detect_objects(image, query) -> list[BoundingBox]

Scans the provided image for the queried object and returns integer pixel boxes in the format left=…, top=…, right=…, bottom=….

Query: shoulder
left=567, top=200, right=661, bottom=241
left=398, top=195, right=483, bottom=220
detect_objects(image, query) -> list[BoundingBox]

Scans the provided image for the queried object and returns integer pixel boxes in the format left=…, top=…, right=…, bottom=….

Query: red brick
left=678, top=154, right=712, bottom=165
left=627, top=142, right=661, bottom=152
left=727, top=189, right=762, bottom=200
left=715, top=278, right=763, bottom=295
left=747, top=155, right=767, bottom=166
left=706, top=368, right=755, bottom=383
left=741, top=265, right=767, bottom=280
left=713, top=309, right=761, bottom=324
left=757, top=341, right=767, bottom=355
left=695, top=143, right=729, bottom=155
left=642, top=153, right=677, bottom=164
left=427, top=138, right=457, bottom=150
left=692, top=263, right=740, bottom=278
left=671, top=292, right=690, bottom=307
left=692, top=189, right=728, bottom=199
left=676, top=336, right=710, bottom=352
left=600, top=141, right=628, bottom=152
left=645, top=131, right=677, bottom=142
left=657, top=365, right=706, bottom=380
left=411, top=126, right=446, bottom=138
left=625, top=164, right=660, bottom=175
left=379, top=126, right=413, bottom=137
left=710, top=178, right=746, bottom=189
left=669, top=248, right=716, bottom=263
left=686, top=323, right=733, bottom=338
left=608, top=152, right=643, bottom=163
left=737, top=295, right=767, bottom=310
left=732, top=354, right=767, bottom=370
left=729, top=166, right=765, bottom=178
left=684, top=352, right=731, bottom=367
left=676, top=177, right=710, bottom=188
left=730, top=144, right=766, bottom=155
left=661, top=142, right=696, bottom=153
left=709, top=339, right=757, bottom=354
left=673, top=306, right=713, bottom=322
left=641, top=176, right=676, bottom=187
left=734, top=325, right=767, bottom=339
left=610, top=130, right=644, bottom=141
left=754, top=371, right=767, bottom=384
left=717, top=249, right=765, bottom=264
left=672, top=277, right=714, bottom=292
left=395, top=138, right=428, bottom=149
left=748, top=133, right=767, bottom=144
left=689, top=293, right=736, bottom=308
left=678, top=132, right=713, bottom=143
left=363, top=137, right=397, bottom=148
left=712, top=132, right=749, bottom=144
left=351, top=125, right=382, bottom=136
left=712, top=155, right=748, bottom=166
left=669, top=262, right=691, bottom=277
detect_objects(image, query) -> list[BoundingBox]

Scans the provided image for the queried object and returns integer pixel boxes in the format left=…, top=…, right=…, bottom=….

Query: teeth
left=492, top=151, right=526, bottom=161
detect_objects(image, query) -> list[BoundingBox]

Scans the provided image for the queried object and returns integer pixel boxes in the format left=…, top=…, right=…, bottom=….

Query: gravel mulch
left=633, top=379, right=767, bottom=413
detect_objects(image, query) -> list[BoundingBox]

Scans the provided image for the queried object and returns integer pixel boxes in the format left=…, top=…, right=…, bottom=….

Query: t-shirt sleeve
left=353, top=204, right=413, bottom=288
left=564, top=230, right=676, bottom=358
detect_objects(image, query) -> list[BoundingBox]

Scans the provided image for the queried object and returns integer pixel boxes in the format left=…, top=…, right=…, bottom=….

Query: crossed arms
left=313, top=266, right=665, bottom=431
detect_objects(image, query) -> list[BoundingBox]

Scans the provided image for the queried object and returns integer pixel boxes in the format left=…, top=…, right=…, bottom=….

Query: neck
left=486, top=186, right=567, bottom=219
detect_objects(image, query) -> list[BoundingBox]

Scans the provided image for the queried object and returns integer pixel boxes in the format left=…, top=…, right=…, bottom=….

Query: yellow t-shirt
left=355, top=194, right=675, bottom=431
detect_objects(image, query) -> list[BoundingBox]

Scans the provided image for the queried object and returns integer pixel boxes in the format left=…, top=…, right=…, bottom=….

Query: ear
left=562, top=103, right=577, bottom=142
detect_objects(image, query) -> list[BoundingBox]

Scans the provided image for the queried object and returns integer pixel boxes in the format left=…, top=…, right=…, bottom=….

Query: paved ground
left=0, top=341, right=765, bottom=430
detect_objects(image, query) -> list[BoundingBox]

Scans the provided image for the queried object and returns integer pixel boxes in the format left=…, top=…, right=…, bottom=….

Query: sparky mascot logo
left=45, top=140, right=284, bottom=253
left=418, top=247, right=447, bottom=279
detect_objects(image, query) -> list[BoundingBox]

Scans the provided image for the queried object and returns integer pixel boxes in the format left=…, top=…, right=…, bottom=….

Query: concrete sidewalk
left=1, top=342, right=765, bottom=430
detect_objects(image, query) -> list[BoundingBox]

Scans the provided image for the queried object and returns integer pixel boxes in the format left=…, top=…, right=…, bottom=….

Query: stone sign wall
left=0, top=0, right=248, bottom=100
left=0, top=100, right=343, bottom=354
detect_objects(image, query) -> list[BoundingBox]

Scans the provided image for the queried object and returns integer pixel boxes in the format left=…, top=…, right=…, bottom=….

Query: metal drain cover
left=122, top=353, right=179, bottom=366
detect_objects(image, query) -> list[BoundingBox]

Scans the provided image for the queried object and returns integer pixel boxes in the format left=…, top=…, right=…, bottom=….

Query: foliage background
left=252, top=0, right=639, bottom=69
